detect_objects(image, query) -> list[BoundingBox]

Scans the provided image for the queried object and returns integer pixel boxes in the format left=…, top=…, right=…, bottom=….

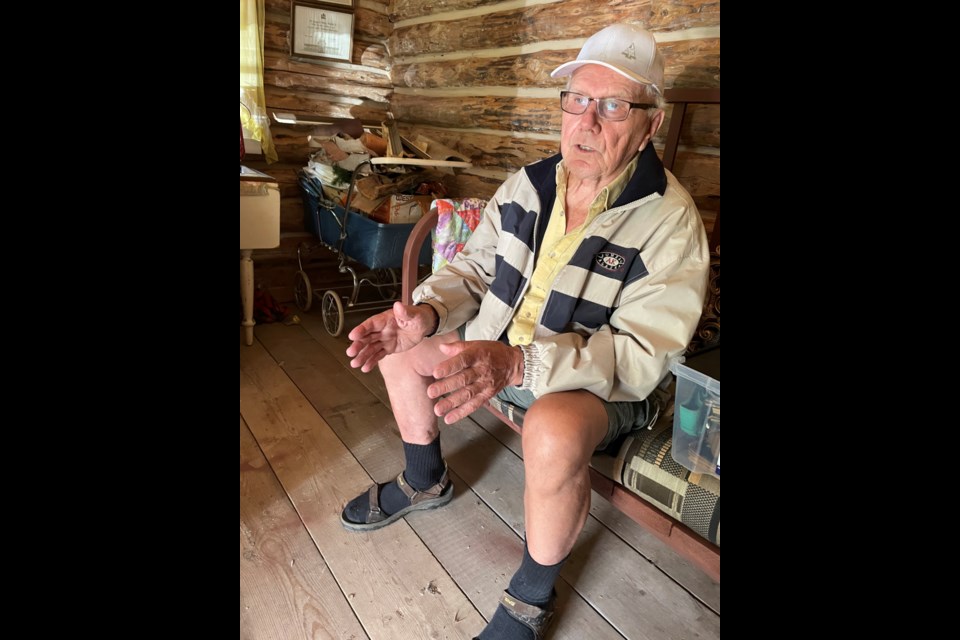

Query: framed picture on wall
left=291, top=1, right=354, bottom=63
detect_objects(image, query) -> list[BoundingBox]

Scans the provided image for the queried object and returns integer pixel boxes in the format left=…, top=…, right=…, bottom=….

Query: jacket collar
left=611, top=143, right=667, bottom=208
left=527, top=143, right=667, bottom=210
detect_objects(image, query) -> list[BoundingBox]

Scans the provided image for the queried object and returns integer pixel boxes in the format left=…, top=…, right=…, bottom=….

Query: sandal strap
left=396, top=463, right=449, bottom=505
left=365, top=483, right=386, bottom=523
left=498, top=590, right=556, bottom=640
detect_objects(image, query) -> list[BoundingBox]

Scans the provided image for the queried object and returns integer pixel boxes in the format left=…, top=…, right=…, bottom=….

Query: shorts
left=456, top=326, right=650, bottom=451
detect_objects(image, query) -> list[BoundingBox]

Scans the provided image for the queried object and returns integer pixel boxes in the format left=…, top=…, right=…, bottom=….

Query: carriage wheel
left=375, top=268, right=398, bottom=300
left=321, top=290, right=344, bottom=337
left=294, top=270, right=313, bottom=311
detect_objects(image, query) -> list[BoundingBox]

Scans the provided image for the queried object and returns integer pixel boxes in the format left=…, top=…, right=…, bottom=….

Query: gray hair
left=641, top=84, right=666, bottom=110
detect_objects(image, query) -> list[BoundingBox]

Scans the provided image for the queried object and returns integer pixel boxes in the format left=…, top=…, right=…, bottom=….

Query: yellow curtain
left=240, top=0, right=278, bottom=163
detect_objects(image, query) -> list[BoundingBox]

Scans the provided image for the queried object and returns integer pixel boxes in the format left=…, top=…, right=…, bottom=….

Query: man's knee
left=522, top=392, right=607, bottom=463
left=379, top=333, right=456, bottom=379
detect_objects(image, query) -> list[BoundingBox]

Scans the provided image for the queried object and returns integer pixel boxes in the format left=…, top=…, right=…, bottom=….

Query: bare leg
left=340, top=331, right=463, bottom=530
left=476, top=390, right=608, bottom=639
left=378, top=331, right=461, bottom=443
left=521, top=390, right=608, bottom=564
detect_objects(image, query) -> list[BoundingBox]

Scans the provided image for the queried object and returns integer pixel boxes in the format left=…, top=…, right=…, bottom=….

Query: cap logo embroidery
left=596, top=252, right=626, bottom=272
left=622, top=43, right=636, bottom=60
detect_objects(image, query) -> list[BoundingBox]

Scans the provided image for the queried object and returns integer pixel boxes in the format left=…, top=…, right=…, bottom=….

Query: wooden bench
left=400, top=88, right=720, bottom=581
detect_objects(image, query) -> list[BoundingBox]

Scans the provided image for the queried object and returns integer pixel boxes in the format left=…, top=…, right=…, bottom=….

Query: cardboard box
left=347, top=191, right=387, bottom=216
left=369, top=194, right=433, bottom=224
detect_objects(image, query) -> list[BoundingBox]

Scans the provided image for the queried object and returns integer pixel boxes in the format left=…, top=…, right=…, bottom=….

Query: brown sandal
left=340, top=465, right=454, bottom=532
left=474, top=590, right=557, bottom=640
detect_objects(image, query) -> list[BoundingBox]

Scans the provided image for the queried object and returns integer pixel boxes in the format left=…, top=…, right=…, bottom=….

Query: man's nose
left=578, top=103, right=602, bottom=128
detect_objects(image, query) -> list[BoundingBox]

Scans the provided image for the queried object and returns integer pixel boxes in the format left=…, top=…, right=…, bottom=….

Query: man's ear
left=638, top=109, right=666, bottom=152
left=650, top=109, right=665, bottom=138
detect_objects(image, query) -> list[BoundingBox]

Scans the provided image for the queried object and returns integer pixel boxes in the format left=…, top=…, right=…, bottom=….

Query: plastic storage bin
left=299, top=174, right=431, bottom=270
left=669, top=347, right=720, bottom=478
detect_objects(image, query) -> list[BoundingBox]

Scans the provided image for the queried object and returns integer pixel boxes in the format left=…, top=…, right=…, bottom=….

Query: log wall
left=244, top=0, right=719, bottom=302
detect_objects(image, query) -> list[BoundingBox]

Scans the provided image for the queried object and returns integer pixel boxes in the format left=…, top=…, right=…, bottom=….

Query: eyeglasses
left=559, top=91, right=656, bottom=121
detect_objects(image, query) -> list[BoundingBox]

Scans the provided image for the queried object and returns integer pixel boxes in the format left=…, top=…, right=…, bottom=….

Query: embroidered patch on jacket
left=622, top=43, right=636, bottom=60
left=595, top=251, right=626, bottom=272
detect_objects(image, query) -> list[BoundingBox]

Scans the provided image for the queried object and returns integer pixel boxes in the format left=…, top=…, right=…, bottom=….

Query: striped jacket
left=413, top=144, right=710, bottom=402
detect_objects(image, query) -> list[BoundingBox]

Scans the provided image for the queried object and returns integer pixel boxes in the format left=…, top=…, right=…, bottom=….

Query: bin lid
left=681, top=346, right=719, bottom=382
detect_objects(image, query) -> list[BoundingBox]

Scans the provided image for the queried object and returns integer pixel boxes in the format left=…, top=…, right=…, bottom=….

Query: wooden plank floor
left=240, top=304, right=720, bottom=640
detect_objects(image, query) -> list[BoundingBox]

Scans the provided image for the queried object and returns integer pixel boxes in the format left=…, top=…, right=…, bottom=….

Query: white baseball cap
left=551, top=23, right=664, bottom=97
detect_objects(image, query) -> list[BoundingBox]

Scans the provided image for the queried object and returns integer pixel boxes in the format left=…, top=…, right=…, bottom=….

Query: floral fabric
left=431, top=198, right=488, bottom=273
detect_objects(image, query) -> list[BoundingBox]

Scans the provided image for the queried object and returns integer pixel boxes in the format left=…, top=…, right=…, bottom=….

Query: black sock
left=380, top=436, right=444, bottom=514
left=507, top=543, right=564, bottom=605
left=400, top=436, right=445, bottom=490
left=477, top=543, right=566, bottom=640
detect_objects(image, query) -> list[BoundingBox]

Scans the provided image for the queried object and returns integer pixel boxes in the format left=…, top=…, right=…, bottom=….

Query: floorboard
left=240, top=416, right=369, bottom=640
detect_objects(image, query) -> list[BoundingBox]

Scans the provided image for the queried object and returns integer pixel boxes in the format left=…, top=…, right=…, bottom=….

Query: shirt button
left=524, top=312, right=531, bottom=318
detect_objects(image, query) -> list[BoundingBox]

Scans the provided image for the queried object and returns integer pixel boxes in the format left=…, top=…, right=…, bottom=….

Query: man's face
left=559, top=65, right=661, bottom=185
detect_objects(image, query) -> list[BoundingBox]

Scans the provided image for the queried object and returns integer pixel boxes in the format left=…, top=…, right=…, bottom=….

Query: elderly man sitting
left=342, top=22, right=710, bottom=640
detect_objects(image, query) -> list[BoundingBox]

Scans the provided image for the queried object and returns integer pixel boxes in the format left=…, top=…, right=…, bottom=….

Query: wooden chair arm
left=402, top=208, right=440, bottom=305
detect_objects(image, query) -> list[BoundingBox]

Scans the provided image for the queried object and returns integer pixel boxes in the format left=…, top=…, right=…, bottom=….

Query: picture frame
left=290, top=1, right=354, bottom=63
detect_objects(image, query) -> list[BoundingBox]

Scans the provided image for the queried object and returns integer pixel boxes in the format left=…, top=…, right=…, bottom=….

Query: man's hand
left=428, top=341, right=524, bottom=424
left=346, top=301, right=437, bottom=372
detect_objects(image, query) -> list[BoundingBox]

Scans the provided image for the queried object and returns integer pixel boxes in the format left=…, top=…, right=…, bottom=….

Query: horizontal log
left=645, top=0, right=720, bottom=32
left=389, top=0, right=718, bottom=57
left=389, top=0, right=650, bottom=57
left=264, top=52, right=391, bottom=85
left=389, top=0, right=720, bottom=26
left=389, top=0, right=502, bottom=22
left=662, top=38, right=721, bottom=88
left=265, top=70, right=392, bottom=102
left=393, top=38, right=718, bottom=91
left=392, top=95, right=559, bottom=133
left=393, top=50, right=574, bottom=89
left=266, top=87, right=390, bottom=122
